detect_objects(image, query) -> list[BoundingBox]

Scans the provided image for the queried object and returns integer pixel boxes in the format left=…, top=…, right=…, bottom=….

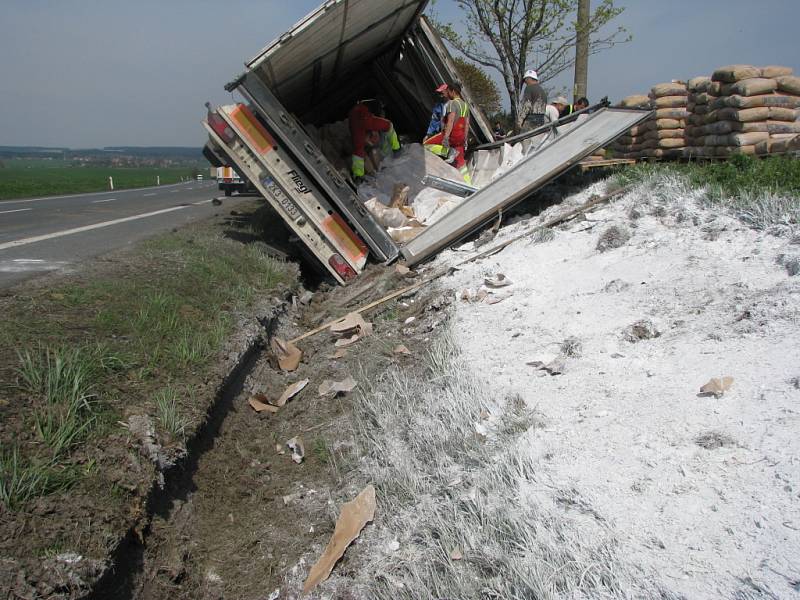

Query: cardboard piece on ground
left=699, top=376, right=734, bottom=398
left=318, top=376, right=358, bottom=397
left=395, top=264, right=411, bottom=276
left=275, top=443, right=285, bottom=455
left=394, top=345, right=411, bottom=355
left=271, top=337, right=302, bottom=372
left=330, top=349, right=348, bottom=359
left=335, top=334, right=360, bottom=348
left=484, top=274, right=512, bottom=288
left=484, top=293, right=513, bottom=305
left=249, top=394, right=279, bottom=413
left=287, top=436, right=305, bottom=464
left=527, top=358, right=565, bottom=376
left=303, top=485, right=376, bottom=594
left=330, top=312, right=373, bottom=337
left=274, top=379, right=309, bottom=407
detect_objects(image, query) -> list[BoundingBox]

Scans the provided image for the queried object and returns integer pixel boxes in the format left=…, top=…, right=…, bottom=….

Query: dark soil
left=115, top=266, right=444, bottom=599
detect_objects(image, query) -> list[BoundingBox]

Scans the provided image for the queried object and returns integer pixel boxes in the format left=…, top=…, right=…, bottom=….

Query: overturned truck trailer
left=203, top=0, right=652, bottom=283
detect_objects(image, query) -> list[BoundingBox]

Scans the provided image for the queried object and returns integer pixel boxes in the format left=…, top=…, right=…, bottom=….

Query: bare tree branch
left=431, top=0, right=629, bottom=131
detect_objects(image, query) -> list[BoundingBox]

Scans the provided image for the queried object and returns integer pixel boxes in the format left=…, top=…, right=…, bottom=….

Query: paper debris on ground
left=699, top=376, right=735, bottom=398
left=318, top=376, right=358, bottom=397
left=330, top=349, right=348, bottom=359
left=484, top=274, right=512, bottom=288
left=485, top=293, right=513, bottom=305
left=395, top=264, right=412, bottom=276
left=271, top=337, right=302, bottom=372
left=249, top=394, right=279, bottom=413
left=394, top=345, right=411, bottom=355
left=330, top=312, right=373, bottom=337
left=335, top=334, right=360, bottom=348
left=303, top=485, right=377, bottom=594
left=275, top=443, right=285, bottom=455
left=274, top=379, right=309, bottom=408
left=450, top=549, right=463, bottom=561
left=287, top=437, right=305, bottom=464
left=527, top=357, right=565, bottom=376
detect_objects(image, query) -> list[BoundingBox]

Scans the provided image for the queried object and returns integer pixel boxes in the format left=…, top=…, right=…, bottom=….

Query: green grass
left=0, top=446, right=80, bottom=511
left=0, top=159, right=201, bottom=200
left=613, top=154, right=800, bottom=199
left=612, top=155, right=800, bottom=230
left=154, top=387, right=188, bottom=441
left=0, top=218, right=297, bottom=510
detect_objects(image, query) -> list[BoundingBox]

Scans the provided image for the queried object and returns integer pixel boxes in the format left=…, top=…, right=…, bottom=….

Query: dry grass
left=335, top=333, right=649, bottom=599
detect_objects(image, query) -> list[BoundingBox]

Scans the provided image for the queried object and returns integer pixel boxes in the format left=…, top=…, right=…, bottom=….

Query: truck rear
left=203, top=0, right=493, bottom=283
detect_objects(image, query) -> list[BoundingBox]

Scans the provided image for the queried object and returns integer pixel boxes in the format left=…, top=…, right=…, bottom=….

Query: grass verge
left=0, top=209, right=297, bottom=515
left=611, top=155, right=800, bottom=230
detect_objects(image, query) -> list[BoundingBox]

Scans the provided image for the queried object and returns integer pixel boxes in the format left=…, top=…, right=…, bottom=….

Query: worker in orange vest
left=423, top=82, right=472, bottom=185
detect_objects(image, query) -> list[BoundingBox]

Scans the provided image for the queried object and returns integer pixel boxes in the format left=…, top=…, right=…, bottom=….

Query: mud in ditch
left=105, top=266, right=447, bottom=599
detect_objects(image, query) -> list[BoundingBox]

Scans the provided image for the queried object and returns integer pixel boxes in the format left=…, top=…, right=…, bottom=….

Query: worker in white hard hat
left=518, top=69, right=548, bottom=132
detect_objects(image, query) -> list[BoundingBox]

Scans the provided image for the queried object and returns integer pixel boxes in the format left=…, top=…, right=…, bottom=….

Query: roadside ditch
left=86, top=262, right=446, bottom=599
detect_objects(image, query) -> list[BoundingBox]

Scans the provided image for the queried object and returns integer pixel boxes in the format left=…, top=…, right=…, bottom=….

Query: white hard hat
left=524, top=69, right=539, bottom=81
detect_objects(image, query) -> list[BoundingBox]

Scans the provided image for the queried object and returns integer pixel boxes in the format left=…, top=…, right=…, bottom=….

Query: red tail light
left=329, top=254, right=357, bottom=282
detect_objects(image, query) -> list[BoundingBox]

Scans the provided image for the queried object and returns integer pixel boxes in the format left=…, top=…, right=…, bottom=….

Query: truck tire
left=225, top=188, right=232, bottom=197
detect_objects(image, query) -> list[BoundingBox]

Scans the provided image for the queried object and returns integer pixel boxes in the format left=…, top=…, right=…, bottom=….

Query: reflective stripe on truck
left=215, top=104, right=369, bottom=273
left=203, top=121, right=357, bottom=284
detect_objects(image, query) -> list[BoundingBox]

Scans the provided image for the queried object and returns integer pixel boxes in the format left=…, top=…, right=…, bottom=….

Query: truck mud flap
left=237, top=72, right=400, bottom=263
left=401, top=108, right=653, bottom=265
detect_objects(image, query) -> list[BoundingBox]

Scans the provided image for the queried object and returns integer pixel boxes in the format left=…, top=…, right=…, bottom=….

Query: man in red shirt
left=423, top=83, right=472, bottom=185
left=348, top=100, right=400, bottom=181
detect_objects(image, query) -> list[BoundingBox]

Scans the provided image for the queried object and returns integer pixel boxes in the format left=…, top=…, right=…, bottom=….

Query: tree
left=452, top=56, right=502, bottom=115
left=435, top=0, right=629, bottom=129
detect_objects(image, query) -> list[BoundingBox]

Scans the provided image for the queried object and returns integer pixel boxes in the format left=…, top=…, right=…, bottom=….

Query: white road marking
left=193, top=200, right=213, bottom=205
left=0, top=259, right=71, bottom=273
left=92, top=198, right=117, bottom=204
left=0, top=205, right=192, bottom=251
left=13, top=258, right=44, bottom=263
left=143, top=193, right=157, bottom=197
left=0, top=208, right=33, bottom=215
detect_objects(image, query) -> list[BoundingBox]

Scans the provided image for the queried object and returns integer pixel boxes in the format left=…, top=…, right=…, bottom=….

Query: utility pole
left=573, top=0, right=590, bottom=100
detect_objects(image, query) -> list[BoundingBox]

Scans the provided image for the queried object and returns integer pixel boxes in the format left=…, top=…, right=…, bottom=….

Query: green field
left=0, top=159, right=203, bottom=200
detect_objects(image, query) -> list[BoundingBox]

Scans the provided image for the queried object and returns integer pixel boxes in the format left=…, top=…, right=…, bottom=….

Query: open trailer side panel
left=401, top=108, right=654, bottom=265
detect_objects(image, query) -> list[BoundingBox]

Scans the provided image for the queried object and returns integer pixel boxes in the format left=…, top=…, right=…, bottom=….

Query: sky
left=1, top=0, right=798, bottom=148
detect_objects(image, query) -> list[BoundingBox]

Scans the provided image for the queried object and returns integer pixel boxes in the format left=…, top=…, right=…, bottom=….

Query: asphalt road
left=0, top=181, right=248, bottom=289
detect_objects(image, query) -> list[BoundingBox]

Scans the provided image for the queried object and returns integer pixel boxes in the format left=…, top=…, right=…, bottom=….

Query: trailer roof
left=246, top=0, right=428, bottom=110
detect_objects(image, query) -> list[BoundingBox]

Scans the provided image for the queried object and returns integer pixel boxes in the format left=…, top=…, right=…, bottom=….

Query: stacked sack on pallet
left=610, top=82, right=689, bottom=159
left=609, top=95, right=652, bottom=158
left=686, top=65, right=800, bottom=157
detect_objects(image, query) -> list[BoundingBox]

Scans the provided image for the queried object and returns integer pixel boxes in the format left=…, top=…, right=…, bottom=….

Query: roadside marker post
left=157, top=175, right=160, bottom=186
left=108, top=176, right=114, bottom=190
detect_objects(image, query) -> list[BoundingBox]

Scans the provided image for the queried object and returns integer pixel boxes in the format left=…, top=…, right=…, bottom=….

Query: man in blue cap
left=424, top=83, right=449, bottom=141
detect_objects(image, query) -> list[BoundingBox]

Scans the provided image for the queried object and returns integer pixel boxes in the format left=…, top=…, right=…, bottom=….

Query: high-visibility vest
left=449, top=98, right=469, bottom=143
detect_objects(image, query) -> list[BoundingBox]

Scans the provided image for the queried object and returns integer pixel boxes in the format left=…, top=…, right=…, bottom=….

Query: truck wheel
left=225, top=188, right=232, bottom=197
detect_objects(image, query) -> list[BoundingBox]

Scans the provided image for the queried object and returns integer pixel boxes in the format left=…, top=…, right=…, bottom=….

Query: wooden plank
left=401, top=108, right=653, bottom=266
